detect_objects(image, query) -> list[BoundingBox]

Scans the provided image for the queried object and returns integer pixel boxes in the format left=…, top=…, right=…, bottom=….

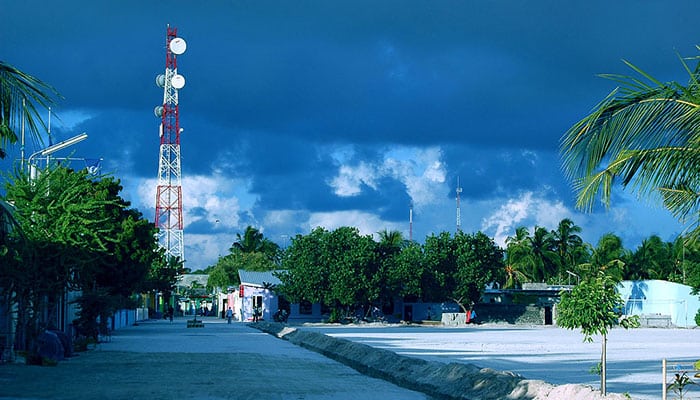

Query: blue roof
left=238, top=269, right=282, bottom=287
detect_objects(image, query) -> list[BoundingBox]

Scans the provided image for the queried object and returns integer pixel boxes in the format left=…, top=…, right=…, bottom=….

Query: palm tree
left=230, top=226, right=280, bottom=263
left=579, top=233, right=628, bottom=281
left=377, top=229, right=404, bottom=256
left=504, top=227, right=534, bottom=288
left=530, top=226, right=558, bottom=282
left=0, top=61, right=60, bottom=158
left=561, top=49, right=700, bottom=241
left=551, top=218, right=584, bottom=282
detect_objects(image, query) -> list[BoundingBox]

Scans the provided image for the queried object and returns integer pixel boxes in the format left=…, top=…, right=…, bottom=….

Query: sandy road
left=0, top=318, right=431, bottom=400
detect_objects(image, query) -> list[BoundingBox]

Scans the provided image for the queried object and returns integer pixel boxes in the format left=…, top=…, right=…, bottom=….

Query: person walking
left=226, top=307, right=233, bottom=324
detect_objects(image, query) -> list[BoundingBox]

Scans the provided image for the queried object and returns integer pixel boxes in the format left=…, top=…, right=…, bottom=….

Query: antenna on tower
left=154, top=25, right=187, bottom=266
left=456, top=176, right=462, bottom=232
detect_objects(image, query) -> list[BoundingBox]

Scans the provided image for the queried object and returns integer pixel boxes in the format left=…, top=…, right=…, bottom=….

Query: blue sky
left=2, top=1, right=699, bottom=269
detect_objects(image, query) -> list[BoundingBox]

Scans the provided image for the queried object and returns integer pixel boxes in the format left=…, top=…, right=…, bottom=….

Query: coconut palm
left=0, top=61, right=60, bottom=158
left=530, top=226, right=558, bottom=282
left=230, top=226, right=280, bottom=262
left=377, top=229, right=404, bottom=256
left=561, top=49, right=700, bottom=240
left=551, top=218, right=584, bottom=281
left=504, top=227, right=534, bottom=287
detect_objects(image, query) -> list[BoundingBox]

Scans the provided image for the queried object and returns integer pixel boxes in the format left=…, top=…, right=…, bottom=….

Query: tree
left=626, top=235, right=671, bottom=281
left=560, top=49, right=700, bottom=242
left=3, top=166, right=158, bottom=352
left=374, top=229, right=405, bottom=311
left=451, top=231, right=504, bottom=311
left=582, top=233, right=627, bottom=281
left=231, top=225, right=280, bottom=263
left=387, top=241, right=424, bottom=300
left=207, top=252, right=276, bottom=291
left=504, top=226, right=559, bottom=283
left=557, top=272, right=639, bottom=395
left=421, top=231, right=457, bottom=302
left=324, top=227, right=378, bottom=317
left=530, top=226, right=558, bottom=283
left=505, top=226, right=534, bottom=287
left=551, top=218, right=584, bottom=281
left=278, top=228, right=330, bottom=306
left=142, top=255, right=183, bottom=309
left=0, top=61, right=60, bottom=158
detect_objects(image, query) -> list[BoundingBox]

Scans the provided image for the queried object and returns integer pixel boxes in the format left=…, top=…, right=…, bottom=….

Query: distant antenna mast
left=456, top=176, right=462, bottom=232
left=409, top=203, right=414, bottom=242
left=154, top=25, right=187, bottom=265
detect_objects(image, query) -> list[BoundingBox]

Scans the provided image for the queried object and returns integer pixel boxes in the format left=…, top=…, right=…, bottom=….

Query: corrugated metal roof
left=238, top=269, right=282, bottom=287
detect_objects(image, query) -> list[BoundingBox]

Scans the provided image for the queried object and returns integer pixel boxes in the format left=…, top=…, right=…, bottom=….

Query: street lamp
left=28, top=132, right=88, bottom=179
left=566, top=270, right=580, bottom=285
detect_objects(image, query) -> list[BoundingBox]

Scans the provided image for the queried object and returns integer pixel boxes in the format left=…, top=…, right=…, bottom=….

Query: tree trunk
left=601, top=333, right=607, bottom=396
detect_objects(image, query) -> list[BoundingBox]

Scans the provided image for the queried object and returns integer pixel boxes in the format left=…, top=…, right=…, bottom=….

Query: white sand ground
left=0, top=319, right=431, bottom=400
left=302, top=323, right=700, bottom=399
left=2, top=319, right=695, bottom=399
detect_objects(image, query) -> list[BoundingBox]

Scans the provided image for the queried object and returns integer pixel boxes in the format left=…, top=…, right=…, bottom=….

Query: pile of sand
left=253, top=322, right=628, bottom=400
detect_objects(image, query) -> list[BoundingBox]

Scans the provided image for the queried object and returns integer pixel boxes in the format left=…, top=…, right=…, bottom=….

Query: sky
left=2, top=1, right=700, bottom=269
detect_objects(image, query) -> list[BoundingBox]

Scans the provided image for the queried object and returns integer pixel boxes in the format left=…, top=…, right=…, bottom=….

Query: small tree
left=557, top=272, right=639, bottom=395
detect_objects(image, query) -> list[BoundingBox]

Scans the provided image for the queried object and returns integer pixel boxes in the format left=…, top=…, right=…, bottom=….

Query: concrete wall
left=474, top=303, right=547, bottom=325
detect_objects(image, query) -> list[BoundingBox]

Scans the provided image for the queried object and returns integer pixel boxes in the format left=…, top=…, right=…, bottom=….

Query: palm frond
left=561, top=51, right=700, bottom=242
left=0, top=61, right=61, bottom=155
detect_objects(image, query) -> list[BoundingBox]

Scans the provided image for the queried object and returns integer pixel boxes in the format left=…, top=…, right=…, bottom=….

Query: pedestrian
left=253, top=306, right=261, bottom=322
left=168, top=305, right=174, bottom=323
left=226, top=307, right=233, bottom=324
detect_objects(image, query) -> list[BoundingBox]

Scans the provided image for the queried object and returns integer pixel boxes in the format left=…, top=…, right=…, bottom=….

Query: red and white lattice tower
left=154, top=26, right=187, bottom=264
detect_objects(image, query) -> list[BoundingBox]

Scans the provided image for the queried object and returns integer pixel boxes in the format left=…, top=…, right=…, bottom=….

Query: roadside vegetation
left=0, top=62, right=179, bottom=363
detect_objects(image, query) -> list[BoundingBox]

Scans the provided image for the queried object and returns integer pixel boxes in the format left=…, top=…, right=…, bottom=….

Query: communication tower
left=456, top=177, right=462, bottom=232
left=409, top=203, right=413, bottom=242
left=154, top=25, right=187, bottom=264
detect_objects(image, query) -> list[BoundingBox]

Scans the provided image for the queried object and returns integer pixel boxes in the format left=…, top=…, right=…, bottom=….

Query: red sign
left=239, top=285, right=244, bottom=298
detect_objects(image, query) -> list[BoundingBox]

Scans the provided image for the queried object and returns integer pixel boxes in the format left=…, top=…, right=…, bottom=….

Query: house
left=228, top=270, right=323, bottom=323
left=619, top=280, right=700, bottom=328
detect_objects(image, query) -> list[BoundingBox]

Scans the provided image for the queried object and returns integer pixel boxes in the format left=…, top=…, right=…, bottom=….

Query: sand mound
left=253, top=322, right=628, bottom=400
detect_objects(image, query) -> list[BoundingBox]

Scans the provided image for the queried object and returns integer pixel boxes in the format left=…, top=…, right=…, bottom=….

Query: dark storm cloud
left=444, top=146, right=571, bottom=202
left=3, top=0, right=700, bottom=266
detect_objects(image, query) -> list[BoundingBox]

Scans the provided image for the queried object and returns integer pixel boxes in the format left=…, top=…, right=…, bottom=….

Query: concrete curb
left=251, top=322, right=628, bottom=400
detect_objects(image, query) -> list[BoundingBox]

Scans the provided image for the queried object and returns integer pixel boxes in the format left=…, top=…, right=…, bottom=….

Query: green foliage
left=208, top=252, right=276, bottom=290
left=452, top=231, right=504, bottom=308
left=558, top=272, right=638, bottom=341
left=668, top=372, right=697, bottom=400
left=387, top=241, right=423, bottom=300
left=558, top=271, right=639, bottom=395
left=560, top=47, right=700, bottom=243
left=1, top=166, right=159, bottom=353
left=280, top=227, right=504, bottom=318
left=504, top=221, right=591, bottom=285
left=0, top=61, right=61, bottom=158
left=422, top=231, right=456, bottom=302
left=231, top=225, right=280, bottom=263
left=278, top=228, right=329, bottom=305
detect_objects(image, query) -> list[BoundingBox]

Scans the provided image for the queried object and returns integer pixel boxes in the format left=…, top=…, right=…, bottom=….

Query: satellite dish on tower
left=171, top=74, right=185, bottom=89
left=154, top=106, right=164, bottom=117
left=155, top=74, right=166, bottom=88
left=169, top=37, right=187, bottom=55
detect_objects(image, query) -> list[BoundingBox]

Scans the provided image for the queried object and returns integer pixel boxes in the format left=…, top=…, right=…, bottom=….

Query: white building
left=619, top=280, right=700, bottom=328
